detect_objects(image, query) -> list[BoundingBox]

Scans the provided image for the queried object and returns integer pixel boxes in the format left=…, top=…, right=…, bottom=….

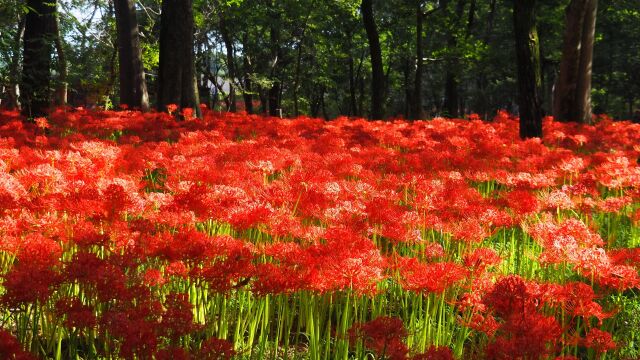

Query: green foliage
left=2, top=0, right=638, bottom=119
left=610, top=294, right=640, bottom=359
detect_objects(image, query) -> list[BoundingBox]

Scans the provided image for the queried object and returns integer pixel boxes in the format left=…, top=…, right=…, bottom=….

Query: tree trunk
left=115, top=0, right=149, bottom=111
left=21, top=0, right=56, bottom=117
left=553, top=0, right=598, bottom=123
left=444, top=73, right=459, bottom=118
left=348, top=53, right=357, bottom=116
left=293, top=41, right=304, bottom=117
left=514, top=0, right=543, bottom=138
left=268, top=4, right=282, bottom=117
left=7, top=17, right=25, bottom=110
left=157, top=0, right=198, bottom=114
left=443, top=0, right=466, bottom=118
left=411, top=3, right=424, bottom=120
left=219, top=12, right=236, bottom=112
left=242, top=33, right=254, bottom=114
left=361, top=0, right=384, bottom=120
left=404, top=58, right=411, bottom=119
left=575, top=0, right=597, bottom=123
left=53, top=12, right=67, bottom=106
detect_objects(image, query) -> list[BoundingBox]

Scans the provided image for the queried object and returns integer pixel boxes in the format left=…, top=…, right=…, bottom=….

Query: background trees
left=553, top=0, right=598, bottom=123
left=0, top=0, right=638, bottom=122
left=20, top=0, right=56, bottom=117
left=513, top=0, right=543, bottom=138
left=114, top=0, right=149, bottom=110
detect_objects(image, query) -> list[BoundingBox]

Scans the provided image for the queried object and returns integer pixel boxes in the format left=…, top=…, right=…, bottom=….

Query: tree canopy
left=0, top=0, right=638, bottom=123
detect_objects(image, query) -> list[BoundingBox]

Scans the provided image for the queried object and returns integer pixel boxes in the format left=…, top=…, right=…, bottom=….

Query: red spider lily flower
left=166, top=104, right=178, bottom=115
left=160, top=293, right=198, bottom=339
left=181, top=108, right=194, bottom=120
left=423, top=242, right=445, bottom=259
left=398, top=258, right=467, bottom=294
left=142, top=268, right=165, bottom=287
left=71, top=220, right=109, bottom=248
left=34, top=117, right=50, bottom=129
left=483, top=275, right=535, bottom=318
left=595, top=264, right=640, bottom=290
left=462, top=312, right=500, bottom=336
left=55, top=297, right=97, bottom=330
left=608, top=248, right=640, bottom=267
left=301, top=227, right=386, bottom=294
left=197, top=338, right=236, bottom=360
left=17, top=233, right=62, bottom=267
left=0, top=330, right=38, bottom=360
left=544, top=282, right=614, bottom=325
left=541, top=189, right=575, bottom=210
left=464, top=247, right=502, bottom=273
left=596, top=196, right=632, bottom=213
left=582, top=328, right=616, bottom=355
left=1, top=263, right=60, bottom=307
left=485, top=313, right=562, bottom=359
left=481, top=276, right=566, bottom=358
left=449, top=218, right=489, bottom=243
left=154, top=347, right=190, bottom=360
left=190, top=236, right=256, bottom=292
left=101, top=307, right=160, bottom=360
left=252, top=242, right=313, bottom=295
left=348, top=316, right=409, bottom=360
left=504, top=189, right=539, bottom=217
left=411, top=346, right=455, bottom=360
left=165, top=261, right=189, bottom=278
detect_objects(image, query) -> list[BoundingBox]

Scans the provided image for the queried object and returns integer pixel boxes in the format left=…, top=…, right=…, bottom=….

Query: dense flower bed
left=0, top=108, right=639, bottom=359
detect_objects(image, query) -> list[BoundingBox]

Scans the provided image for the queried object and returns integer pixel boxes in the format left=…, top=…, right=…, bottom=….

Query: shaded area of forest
left=0, top=0, right=639, bottom=122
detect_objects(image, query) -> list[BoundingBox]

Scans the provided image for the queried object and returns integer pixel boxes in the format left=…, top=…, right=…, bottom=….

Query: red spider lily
left=411, top=346, right=455, bottom=360
left=160, top=293, right=198, bottom=339
left=349, top=316, right=409, bottom=360
left=197, top=338, right=236, bottom=360
left=0, top=330, right=37, bottom=360
left=423, top=242, right=445, bottom=259
left=543, top=282, right=614, bottom=325
left=483, top=276, right=564, bottom=359
left=484, top=312, right=562, bottom=359
left=154, top=347, right=190, bottom=360
left=100, top=303, right=162, bottom=360
left=1, top=263, right=60, bottom=307
left=397, top=257, right=467, bottom=294
left=55, top=297, right=97, bottom=330
left=190, top=236, right=256, bottom=292
left=464, top=247, right=502, bottom=273
left=252, top=242, right=313, bottom=294
left=142, top=268, right=166, bottom=287
left=504, top=189, right=539, bottom=217
left=484, top=275, right=537, bottom=318
left=582, top=328, right=616, bottom=355
left=166, top=104, right=178, bottom=115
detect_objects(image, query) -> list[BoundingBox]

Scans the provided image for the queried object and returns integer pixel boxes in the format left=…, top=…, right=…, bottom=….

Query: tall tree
left=361, top=0, right=384, bottom=119
left=514, top=0, right=543, bottom=138
left=553, top=0, right=598, bottom=123
left=114, top=0, right=149, bottom=110
left=442, top=0, right=465, bottom=118
left=6, top=16, right=25, bottom=110
left=21, top=0, right=56, bottom=117
left=53, top=10, right=68, bottom=106
left=157, top=0, right=199, bottom=114
left=267, top=6, right=282, bottom=117
left=411, top=2, right=424, bottom=120
left=217, top=4, right=237, bottom=113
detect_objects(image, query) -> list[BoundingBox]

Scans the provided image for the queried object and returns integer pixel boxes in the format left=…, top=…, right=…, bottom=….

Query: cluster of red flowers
left=0, top=107, right=638, bottom=359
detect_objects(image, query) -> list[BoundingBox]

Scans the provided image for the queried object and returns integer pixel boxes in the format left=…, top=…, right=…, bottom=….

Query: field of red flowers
left=0, top=108, right=639, bottom=359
